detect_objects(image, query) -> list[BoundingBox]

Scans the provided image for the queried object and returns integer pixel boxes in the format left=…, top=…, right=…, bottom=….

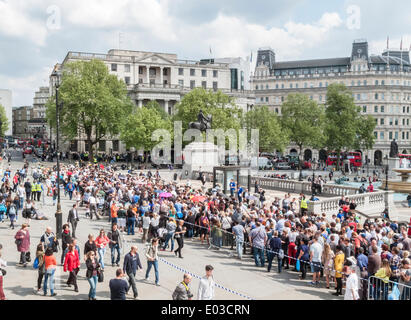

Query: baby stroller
left=157, top=228, right=168, bottom=247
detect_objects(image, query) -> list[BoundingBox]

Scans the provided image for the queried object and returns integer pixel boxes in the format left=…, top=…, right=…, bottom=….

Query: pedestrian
left=309, top=235, right=323, bottom=286
left=35, top=243, right=46, bottom=294
left=95, top=229, right=109, bottom=270
left=248, top=220, right=267, bottom=267
left=40, top=227, right=58, bottom=252
left=267, top=231, right=282, bottom=273
left=108, top=223, right=122, bottom=267
left=24, top=179, right=31, bottom=201
left=123, top=246, right=142, bottom=300
left=43, top=247, right=57, bottom=297
left=142, top=212, right=150, bottom=243
left=145, top=238, right=160, bottom=286
left=85, top=251, right=101, bottom=300
left=172, top=274, right=194, bottom=300
left=374, top=259, right=392, bottom=300
left=174, top=220, right=186, bottom=258
left=67, top=204, right=79, bottom=238
left=126, top=206, right=136, bottom=235
left=162, top=218, right=176, bottom=252
left=23, top=199, right=34, bottom=226
left=198, top=265, right=215, bottom=300
left=321, top=243, right=335, bottom=289
left=344, top=266, right=359, bottom=300
left=84, top=234, right=97, bottom=261
left=297, top=238, right=310, bottom=280
left=7, top=201, right=17, bottom=230
left=0, top=247, right=7, bottom=300
left=333, top=245, right=345, bottom=296
left=61, top=224, right=71, bottom=264
left=15, top=223, right=30, bottom=267
left=109, top=269, right=129, bottom=300
left=232, top=221, right=245, bottom=260
left=63, top=243, right=80, bottom=292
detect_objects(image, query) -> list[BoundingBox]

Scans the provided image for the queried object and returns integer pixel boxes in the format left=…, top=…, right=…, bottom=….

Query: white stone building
left=251, top=39, right=411, bottom=165
left=51, top=50, right=254, bottom=154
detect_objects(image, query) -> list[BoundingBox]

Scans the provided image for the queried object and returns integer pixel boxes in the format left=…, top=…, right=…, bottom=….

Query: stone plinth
left=181, top=142, right=219, bottom=179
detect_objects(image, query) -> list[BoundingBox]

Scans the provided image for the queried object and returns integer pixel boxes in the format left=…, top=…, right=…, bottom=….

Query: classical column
left=160, top=67, right=164, bottom=86
left=164, top=100, right=169, bottom=114
left=146, top=65, right=150, bottom=84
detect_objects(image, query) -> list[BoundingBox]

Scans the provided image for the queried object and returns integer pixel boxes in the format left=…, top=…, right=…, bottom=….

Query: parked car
left=274, top=162, right=292, bottom=170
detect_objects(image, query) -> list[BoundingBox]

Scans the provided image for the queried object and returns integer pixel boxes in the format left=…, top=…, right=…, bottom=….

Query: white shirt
left=344, top=273, right=359, bottom=300
left=198, top=276, right=215, bottom=300
left=89, top=196, right=97, bottom=205
left=17, top=186, right=25, bottom=198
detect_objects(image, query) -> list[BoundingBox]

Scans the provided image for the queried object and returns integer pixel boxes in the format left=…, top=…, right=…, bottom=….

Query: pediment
left=135, top=53, right=175, bottom=65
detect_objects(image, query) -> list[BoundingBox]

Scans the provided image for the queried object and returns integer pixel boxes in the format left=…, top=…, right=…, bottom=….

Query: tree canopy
left=0, top=104, right=9, bottom=137
left=46, top=59, right=133, bottom=157
left=244, top=105, right=288, bottom=153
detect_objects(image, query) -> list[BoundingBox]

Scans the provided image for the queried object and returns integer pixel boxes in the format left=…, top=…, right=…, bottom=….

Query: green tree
left=0, top=104, right=9, bottom=137
left=244, top=105, right=288, bottom=152
left=120, top=106, right=172, bottom=152
left=173, top=88, right=243, bottom=134
left=46, top=59, right=133, bottom=159
left=324, top=83, right=374, bottom=169
left=281, top=93, right=325, bottom=174
left=145, top=100, right=169, bottom=120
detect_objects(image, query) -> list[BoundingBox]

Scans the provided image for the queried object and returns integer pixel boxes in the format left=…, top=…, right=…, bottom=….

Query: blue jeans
left=236, top=239, right=244, bottom=259
left=145, top=260, right=159, bottom=284
left=19, top=197, right=24, bottom=210
left=111, top=244, right=121, bottom=264
left=87, top=275, right=98, bottom=299
left=98, top=247, right=106, bottom=269
left=44, top=268, right=56, bottom=295
left=127, top=217, right=136, bottom=235
left=252, top=247, right=265, bottom=267
left=408, top=199, right=411, bottom=208
left=111, top=217, right=118, bottom=226
left=163, top=232, right=174, bottom=251
left=267, top=252, right=282, bottom=273
left=68, top=191, right=73, bottom=200
left=186, top=228, right=193, bottom=238
left=0, top=213, right=4, bottom=222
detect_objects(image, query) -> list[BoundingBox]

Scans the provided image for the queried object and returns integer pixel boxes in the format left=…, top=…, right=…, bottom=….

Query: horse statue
left=189, top=110, right=212, bottom=133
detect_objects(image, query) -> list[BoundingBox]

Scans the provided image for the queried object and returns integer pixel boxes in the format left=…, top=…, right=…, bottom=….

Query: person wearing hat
left=344, top=265, right=359, bottom=300
left=198, top=265, right=215, bottom=300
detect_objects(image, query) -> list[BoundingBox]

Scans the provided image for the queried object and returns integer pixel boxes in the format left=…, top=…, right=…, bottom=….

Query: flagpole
left=387, top=36, right=390, bottom=72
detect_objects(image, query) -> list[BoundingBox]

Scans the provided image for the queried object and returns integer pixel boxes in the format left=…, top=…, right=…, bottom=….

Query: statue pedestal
left=181, top=142, right=220, bottom=179
left=388, top=158, right=401, bottom=179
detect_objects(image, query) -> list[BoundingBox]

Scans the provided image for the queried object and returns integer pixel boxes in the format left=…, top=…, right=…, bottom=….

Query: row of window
left=177, top=80, right=218, bottom=90
left=367, top=105, right=411, bottom=114
left=374, top=131, right=409, bottom=140
left=375, top=118, right=410, bottom=126
left=110, top=63, right=219, bottom=78
left=256, top=80, right=411, bottom=91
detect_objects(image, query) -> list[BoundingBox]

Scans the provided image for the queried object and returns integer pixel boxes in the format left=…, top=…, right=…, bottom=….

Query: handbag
left=33, top=257, right=39, bottom=269
left=296, top=259, right=301, bottom=272
left=388, top=284, right=400, bottom=300
left=98, top=269, right=104, bottom=283
left=0, top=268, right=6, bottom=276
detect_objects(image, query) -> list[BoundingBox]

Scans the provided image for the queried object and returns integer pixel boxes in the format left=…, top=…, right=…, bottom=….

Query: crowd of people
left=0, top=158, right=410, bottom=301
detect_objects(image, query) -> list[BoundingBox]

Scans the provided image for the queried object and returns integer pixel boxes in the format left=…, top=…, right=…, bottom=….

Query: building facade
left=52, top=50, right=254, bottom=154
left=252, top=40, right=411, bottom=165
left=30, top=86, right=50, bottom=141
left=12, top=106, right=34, bottom=138
left=0, top=89, right=13, bottom=136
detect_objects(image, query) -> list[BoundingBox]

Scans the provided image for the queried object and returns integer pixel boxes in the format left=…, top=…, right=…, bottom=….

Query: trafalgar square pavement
left=0, top=157, right=339, bottom=301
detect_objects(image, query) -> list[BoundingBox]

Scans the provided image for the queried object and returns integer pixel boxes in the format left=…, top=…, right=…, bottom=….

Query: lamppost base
left=55, top=202, right=63, bottom=239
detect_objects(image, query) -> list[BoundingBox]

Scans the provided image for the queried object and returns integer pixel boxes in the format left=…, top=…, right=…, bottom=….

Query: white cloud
left=0, top=0, right=48, bottom=46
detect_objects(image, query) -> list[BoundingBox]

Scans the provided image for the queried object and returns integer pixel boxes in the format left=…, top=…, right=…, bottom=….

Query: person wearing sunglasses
left=95, top=229, right=109, bottom=270
left=85, top=251, right=101, bottom=300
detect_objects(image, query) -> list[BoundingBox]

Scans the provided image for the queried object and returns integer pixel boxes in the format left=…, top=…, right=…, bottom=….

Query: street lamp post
left=311, top=166, right=316, bottom=200
left=52, top=70, right=63, bottom=239
left=385, top=155, right=389, bottom=191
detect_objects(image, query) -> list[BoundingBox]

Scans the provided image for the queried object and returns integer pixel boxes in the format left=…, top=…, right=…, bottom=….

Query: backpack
left=8, top=205, right=16, bottom=215
left=0, top=203, right=6, bottom=213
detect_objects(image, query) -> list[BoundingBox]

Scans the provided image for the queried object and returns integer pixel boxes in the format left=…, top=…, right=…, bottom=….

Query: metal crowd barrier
left=367, top=276, right=411, bottom=300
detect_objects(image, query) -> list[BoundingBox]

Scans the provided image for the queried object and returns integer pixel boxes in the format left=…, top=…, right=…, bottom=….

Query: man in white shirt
left=198, top=265, right=215, bottom=300
left=88, top=194, right=98, bottom=220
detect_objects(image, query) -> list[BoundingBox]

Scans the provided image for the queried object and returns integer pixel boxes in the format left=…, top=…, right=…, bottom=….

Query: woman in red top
left=95, top=229, right=109, bottom=270
left=64, top=243, right=80, bottom=292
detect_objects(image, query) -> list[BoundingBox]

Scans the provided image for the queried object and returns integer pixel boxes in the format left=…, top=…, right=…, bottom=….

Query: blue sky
left=1, top=0, right=411, bottom=106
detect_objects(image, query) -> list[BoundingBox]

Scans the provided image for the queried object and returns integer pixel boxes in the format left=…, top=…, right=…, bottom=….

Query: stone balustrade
left=307, top=191, right=394, bottom=218
left=249, top=177, right=359, bottom=197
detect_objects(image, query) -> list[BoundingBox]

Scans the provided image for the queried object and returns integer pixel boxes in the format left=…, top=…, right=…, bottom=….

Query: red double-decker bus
left=326, top=151, right=363, bottom=167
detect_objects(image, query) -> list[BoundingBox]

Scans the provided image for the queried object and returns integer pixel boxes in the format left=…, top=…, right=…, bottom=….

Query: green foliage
left=0, top=104, right=9, bottom=136
left=244, top=105, right=288, bottom=152
left=281, top=93, right=325, bottom=153
left=173, top=88, right=243, bottom=132
left=324, top=83, right=375, bottom=168
left=145, top=100, right=169, bottom=120
left=46, top=59, right=133, bottom=156
left=120, top=106, right=172, bottom=151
